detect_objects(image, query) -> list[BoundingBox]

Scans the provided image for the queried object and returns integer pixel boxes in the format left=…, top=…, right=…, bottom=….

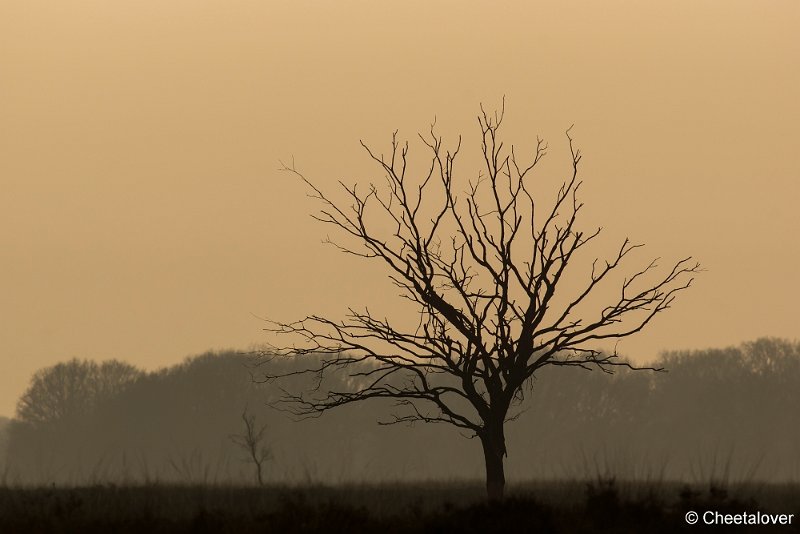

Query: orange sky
left=1, top=1, right=799, bottom=416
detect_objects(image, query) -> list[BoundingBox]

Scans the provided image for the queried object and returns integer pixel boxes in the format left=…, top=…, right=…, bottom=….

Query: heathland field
left=1, top=480, right=799, bottom=533
left=3, top=339, right=800, bottom=531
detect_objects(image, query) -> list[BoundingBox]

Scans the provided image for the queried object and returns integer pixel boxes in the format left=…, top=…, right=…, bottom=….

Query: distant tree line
left=1, top=337, right=799, bottom=485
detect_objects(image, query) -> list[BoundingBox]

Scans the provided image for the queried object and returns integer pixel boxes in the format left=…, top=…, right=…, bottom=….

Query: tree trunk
left=480, top=423, right=507, bottom=502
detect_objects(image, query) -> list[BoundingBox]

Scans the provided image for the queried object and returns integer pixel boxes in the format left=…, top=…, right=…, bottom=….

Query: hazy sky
left=2, top=1, right=798, bottom=417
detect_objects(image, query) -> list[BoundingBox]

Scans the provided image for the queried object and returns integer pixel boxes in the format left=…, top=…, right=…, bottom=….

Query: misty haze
left=1, top=1, right=798, bottom=532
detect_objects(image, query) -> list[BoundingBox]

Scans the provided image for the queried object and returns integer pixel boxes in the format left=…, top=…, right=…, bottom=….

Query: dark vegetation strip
left=1, top=481, right=798, bottom=533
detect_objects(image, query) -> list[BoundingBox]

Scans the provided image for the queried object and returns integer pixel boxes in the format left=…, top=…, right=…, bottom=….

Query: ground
left=1, top=480, right=798, bottom=533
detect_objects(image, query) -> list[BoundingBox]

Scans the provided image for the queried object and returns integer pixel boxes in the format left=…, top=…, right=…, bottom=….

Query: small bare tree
left=230, top=408, right=271, bottom=486
left=262, top=102, right=700, bottom=500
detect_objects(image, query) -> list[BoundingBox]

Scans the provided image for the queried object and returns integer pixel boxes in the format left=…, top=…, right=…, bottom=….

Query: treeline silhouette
left=1, top=337, right=798, bottom=485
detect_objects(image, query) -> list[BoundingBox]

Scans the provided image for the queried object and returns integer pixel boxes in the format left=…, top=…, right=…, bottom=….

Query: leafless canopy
left=261, top=103, right=700, bottom=438
left=229, top=408, right=271, bottom=486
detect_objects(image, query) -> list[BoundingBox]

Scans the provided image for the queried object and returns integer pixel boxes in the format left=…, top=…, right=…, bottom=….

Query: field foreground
left=1, top=480, right=798, bottom=533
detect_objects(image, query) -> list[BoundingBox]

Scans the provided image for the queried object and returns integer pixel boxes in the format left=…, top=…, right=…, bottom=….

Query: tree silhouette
left=16, top=359, right=143, bottom=427
left=230, top=408, right=272, bottom=486
left=262, top=102, right=700, bottom=500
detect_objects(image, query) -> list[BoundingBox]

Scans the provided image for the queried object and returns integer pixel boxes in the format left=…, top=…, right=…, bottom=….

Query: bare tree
left=230, top=408, right=271, bottom=486
left=262, top=102, right=700, bottom=500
